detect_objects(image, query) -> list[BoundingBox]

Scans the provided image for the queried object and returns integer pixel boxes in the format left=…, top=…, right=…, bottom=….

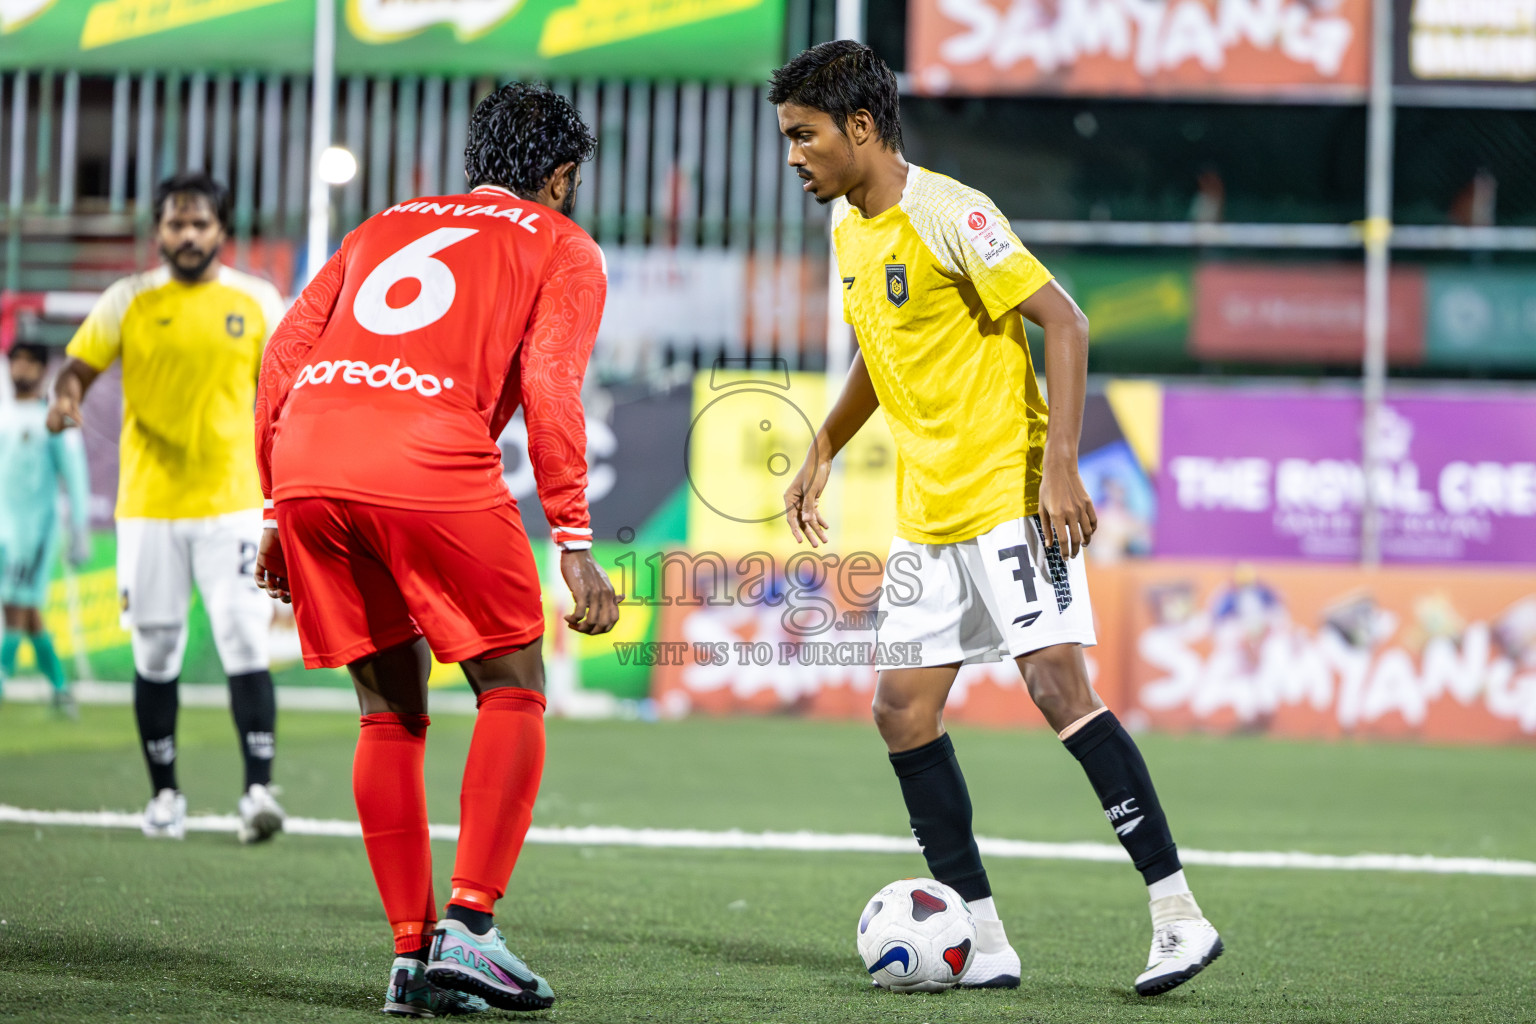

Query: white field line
left=1, top=805, right=1533, bottom=878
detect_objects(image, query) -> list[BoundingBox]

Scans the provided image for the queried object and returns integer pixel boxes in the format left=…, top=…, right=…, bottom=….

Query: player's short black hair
left=463, top=83, right=596, bottom=199
left=768, top=40, right=904, bottom=153
left=8, top=341, right=48, bottom=364
left=153, top=171, right=232, bottom=231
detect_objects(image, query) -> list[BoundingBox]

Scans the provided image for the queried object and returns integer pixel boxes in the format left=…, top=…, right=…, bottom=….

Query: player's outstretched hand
left=255, top=527, right=292, bottom=604
left=784, top=455, right=832, bottom=547
left=1038, top=453, right=1097, bottom=560
left=46, top=393, right=82, bottom=433
left=561, top=549, right=620, bottom=635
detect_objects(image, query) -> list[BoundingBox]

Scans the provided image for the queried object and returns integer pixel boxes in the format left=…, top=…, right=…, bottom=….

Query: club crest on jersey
left=885, top=264, right=908, bottom=307
left=226, top=314, right=245, bottom=338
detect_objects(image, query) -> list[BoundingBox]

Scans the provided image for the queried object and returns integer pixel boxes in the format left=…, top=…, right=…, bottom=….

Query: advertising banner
left=1155, top=387, right=1536, bottom=564
left=0, top=0, right=786, bottom=80
left=644, top=558, right=1536, bottom=744
left=1425, top=269, right=1536, bottom=370
left=1190, top=263, right=1425, bottom=365
left=1049, top=255, right=1193, bottom=363
left=1120, top=560, right=1536, bottom=744
left=1393, top=0, right=1536, bottom=89
left=907, top=0, right=1370, bottom=100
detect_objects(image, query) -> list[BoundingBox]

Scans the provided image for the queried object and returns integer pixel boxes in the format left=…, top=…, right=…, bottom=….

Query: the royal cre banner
left=908, top=0, right=1369, bottom=99
left=1155, top=388, right=1536, bottom=564
left=0, top=0, right=786, bottom=80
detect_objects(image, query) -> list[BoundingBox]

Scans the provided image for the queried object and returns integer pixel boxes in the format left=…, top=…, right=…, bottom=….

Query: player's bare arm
left=785, top=347, right=880, bottom=547
left=46, top=357, right=101, bottom=433
left=1020, top=280, right=1096, bottom=559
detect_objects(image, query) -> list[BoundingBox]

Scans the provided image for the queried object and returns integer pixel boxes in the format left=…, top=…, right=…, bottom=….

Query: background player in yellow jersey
left=774, top=42, right=1222, bottom=996
left=48, top=172, right=287, bottom=844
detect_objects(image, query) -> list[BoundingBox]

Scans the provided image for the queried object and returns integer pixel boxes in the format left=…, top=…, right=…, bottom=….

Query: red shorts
left=277, top=498, right=543, bottom=669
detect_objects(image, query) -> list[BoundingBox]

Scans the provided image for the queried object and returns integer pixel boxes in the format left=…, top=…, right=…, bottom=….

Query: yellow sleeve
left=254, top=280, right=288, bottom=377
left=937, top=198, right=1052, bottom=321
left=255, top=281, right=289, bottom=354
left=66, top=277, right=137, bottom=371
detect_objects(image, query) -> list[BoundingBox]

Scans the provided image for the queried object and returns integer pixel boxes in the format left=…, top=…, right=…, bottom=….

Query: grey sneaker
left=383, top=956, right=488, bottom=1017
left=237, top=783, right=285, bottom=844
left=51, top=687, right=79, bottom=720
left=426, top=919, right=555, bottom=1011
left=141, top=789, right=186, bottom=839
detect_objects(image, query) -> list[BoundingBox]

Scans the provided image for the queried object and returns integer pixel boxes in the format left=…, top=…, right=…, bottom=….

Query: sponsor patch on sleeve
left=956, top=207, right=1015, bottom=269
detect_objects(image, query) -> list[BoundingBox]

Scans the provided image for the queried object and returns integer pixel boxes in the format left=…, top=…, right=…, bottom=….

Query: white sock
left=966, top=898, right=1010, bottom=953
left=1147, top=869, right=1191, bottom=902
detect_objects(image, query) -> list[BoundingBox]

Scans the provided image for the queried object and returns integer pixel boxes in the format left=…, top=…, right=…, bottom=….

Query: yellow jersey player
left=773, top=42, right=1222, bottom=996
left=48, top=172, right=287, bottom=844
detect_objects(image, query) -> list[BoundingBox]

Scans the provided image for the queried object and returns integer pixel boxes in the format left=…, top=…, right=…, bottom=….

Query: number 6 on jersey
left=352, top=227, right=478, bottom=336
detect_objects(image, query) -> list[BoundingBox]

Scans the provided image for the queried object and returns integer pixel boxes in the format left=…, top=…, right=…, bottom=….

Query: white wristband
left=558, top=540, right=592, bottom=551
left=262, top=519, right=278, bottom=530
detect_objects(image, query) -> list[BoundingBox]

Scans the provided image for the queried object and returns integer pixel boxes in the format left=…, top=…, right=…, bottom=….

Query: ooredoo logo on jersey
left=292, top=358, right=455, bottom=398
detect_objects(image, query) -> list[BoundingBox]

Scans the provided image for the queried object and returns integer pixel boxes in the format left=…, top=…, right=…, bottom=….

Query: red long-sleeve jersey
left=255, top=185, right=604, bottom=548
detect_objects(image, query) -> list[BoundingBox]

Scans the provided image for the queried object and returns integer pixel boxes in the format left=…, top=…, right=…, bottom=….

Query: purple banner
left=1156, top=388, right=1536, bottom=564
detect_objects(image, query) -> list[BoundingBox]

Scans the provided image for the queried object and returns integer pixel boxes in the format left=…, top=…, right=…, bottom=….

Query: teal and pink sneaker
left=425, top=920, right=555, bottom=1012
left=382, top=956, right=488, bottom=1017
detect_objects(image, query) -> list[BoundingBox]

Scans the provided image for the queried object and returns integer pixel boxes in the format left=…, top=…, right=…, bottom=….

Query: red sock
left=449, top=687, right=547, bottom=916
left=354, top=713, right=437, bottom=954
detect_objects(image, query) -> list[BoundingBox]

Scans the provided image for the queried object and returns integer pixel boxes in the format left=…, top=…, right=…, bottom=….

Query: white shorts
left=877, top=515, right=1096, bottom=667
left=117, top=510, right=274, bottom=675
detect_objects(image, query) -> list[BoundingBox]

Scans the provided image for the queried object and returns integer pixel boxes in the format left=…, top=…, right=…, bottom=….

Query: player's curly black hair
left=153, top=171, right=232, bottom=231
left=768, top=40, right=904, bottom=153
left=464, top=83, right=596, bottom=200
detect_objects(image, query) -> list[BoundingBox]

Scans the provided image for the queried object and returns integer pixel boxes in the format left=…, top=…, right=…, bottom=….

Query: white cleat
left=1135, top=914, right=1223, bottom=996
left=141, top=789, right=187, bottom=839
left=958, top=944, right=1021, bottom=989
left=237, top=783, right=286, bottom=845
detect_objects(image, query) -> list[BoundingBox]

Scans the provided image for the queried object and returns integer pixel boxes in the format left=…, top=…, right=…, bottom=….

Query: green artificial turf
left=0, top=704, right=1532, bottom=1022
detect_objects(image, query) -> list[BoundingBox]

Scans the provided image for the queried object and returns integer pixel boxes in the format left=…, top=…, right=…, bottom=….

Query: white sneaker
left=959, top=917, right=1021, bottom=989
left=142, top=789, right=187, bottom=839
left=237, top=783, right=285, bottom=845
left=959, top=944, right=1021, bottom=988
left=1136, top=909, right=1223, bottom=996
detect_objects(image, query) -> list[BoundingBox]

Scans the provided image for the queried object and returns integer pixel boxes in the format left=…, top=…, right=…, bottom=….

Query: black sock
left=133, top=673, right=180, bottom=795
left=446, top=904, right=494, bottom=935
left=400, top=942, right=431, bottom=963
left=1063, top=711, right=1182, bottom=885
left=888, top=734, right=991, bottom=901
left=228, top=670, right=277, bottom=789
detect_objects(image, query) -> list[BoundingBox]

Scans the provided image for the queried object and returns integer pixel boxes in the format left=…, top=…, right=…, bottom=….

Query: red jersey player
left=253, top=84, right=619, bottom=1017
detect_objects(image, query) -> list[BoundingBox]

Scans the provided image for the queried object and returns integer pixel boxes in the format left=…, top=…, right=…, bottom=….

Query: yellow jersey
left=67, top=264, right=285, bottom=520
left=833, top=165, right=1054, bottom=544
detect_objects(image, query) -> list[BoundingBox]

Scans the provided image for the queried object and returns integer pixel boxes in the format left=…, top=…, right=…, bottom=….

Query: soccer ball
left=856, top=878, right=976, bottom=992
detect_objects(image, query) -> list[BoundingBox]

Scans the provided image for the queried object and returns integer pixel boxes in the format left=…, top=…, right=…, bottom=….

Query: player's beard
left=560, top=171, right=579, bottom=217
left=161, top=241, right=219, bottom=282
left=9, top=370, right=42, bottom=398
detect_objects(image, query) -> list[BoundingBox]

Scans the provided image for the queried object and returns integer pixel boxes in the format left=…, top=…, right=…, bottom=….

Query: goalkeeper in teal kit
left=0, top=343, right=91, bottom=714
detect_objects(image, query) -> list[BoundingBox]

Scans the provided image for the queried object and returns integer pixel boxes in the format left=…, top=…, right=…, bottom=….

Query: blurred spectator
left=1450, top=168, right=1497, bottom=227
left=1188, top=166, right=1226, bottom=223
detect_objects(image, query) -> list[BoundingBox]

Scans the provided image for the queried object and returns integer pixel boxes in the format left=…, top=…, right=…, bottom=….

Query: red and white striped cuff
left=552, top=525, right=592, bottom=551
left=262, top=499, right=277, bottom=530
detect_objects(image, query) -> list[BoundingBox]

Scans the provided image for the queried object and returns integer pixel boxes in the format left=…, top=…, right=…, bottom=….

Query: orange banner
left=908, top=0, right=1370, bottom=100
left=648, top=559, right=1536, bottom=745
